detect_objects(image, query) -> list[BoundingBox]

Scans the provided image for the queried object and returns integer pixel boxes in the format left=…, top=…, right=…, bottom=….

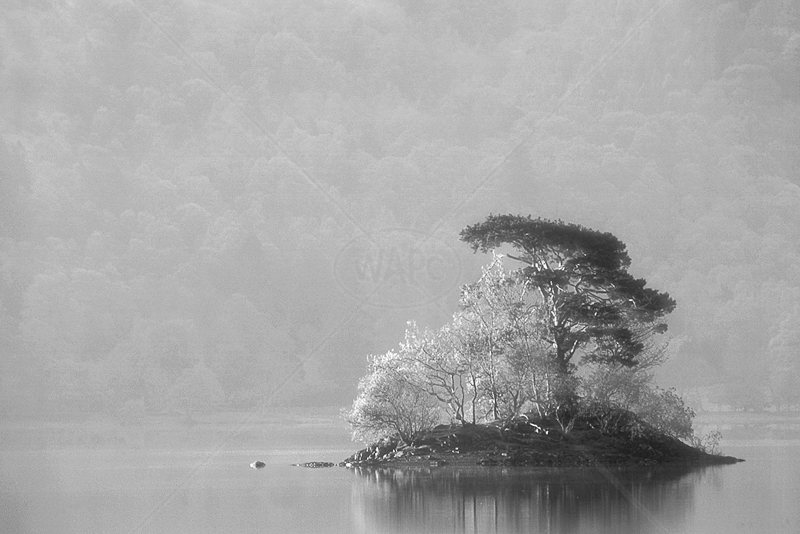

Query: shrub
left=690, top=429, right=723, bottom=455
left=582, top=364, right=695, bottom=440
left=344, top=350, right=441, bottom=444
left=636, top=387, right=695, bottom=440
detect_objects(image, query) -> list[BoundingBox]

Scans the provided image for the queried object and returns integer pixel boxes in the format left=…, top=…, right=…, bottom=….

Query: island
left=341, top=216, right=744, bottom=469
left=342, top=412, right=743, bottom=468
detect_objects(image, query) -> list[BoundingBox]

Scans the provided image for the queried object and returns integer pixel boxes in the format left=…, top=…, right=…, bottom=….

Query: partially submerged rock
left=294, top=461, right=336, bottom=468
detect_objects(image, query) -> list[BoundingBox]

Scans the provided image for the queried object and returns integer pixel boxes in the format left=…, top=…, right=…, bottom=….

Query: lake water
left=1, top=414, right=799, bottom=534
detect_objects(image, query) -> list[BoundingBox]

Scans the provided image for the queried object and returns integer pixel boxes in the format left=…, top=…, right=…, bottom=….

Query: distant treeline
left=0, top=0, right=798, bottom=417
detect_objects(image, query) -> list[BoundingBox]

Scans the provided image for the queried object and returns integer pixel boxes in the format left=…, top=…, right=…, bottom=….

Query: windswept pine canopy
left=461, top=215, right=676, bottom=369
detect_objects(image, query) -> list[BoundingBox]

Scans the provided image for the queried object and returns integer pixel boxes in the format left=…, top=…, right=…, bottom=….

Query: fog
left=0, top=0, right=798, bottom=425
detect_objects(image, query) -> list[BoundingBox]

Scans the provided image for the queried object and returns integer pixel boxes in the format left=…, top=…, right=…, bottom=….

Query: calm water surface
left=1, top=423, right=798, bottom=533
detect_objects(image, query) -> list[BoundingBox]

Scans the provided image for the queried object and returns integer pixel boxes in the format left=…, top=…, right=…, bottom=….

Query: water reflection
left=351, top=464, right=716, bottom=534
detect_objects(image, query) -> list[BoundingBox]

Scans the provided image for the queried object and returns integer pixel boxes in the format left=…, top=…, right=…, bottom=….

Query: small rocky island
left=342, top=411, right=743, bottom=468
left=338, top=217, right=745, bottom=471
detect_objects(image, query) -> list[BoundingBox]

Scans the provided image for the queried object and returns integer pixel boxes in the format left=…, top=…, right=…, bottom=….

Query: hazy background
left=1, top=0, right=798, bottom=426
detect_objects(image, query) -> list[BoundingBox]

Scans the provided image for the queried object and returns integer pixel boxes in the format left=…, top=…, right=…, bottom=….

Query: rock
left=250, top=461, right=266, bottom=469
left=294, top=462, right=335, bottom=468
left=376, top=442, right=395, bottom=458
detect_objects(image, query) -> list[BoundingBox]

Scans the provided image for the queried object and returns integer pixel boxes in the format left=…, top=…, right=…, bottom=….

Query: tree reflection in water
left=350, top=464, right=717, bottom=534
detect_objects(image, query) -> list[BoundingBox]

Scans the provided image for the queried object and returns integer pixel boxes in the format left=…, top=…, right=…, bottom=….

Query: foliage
left=582, top=349, right=694, bottom=440
left=0, top=0, right=798, bottom=415
left=456, top=259, right=554, bottom=421
left=347, top=251, right=694, bottom=442
left=344, top=350, right=441, bottom=444
left=461, top=215, right=676, bottom=371
left=634, top=387, right=695, bottom=441
left=690, top=429, right=724, bottom=456
left=580, top=387, right=694, bottom=442
left=404, top=258, right=569, bottom=424
left=401, top=322, right=476, bottom=425
left=459, top=216, right=681, bottom=430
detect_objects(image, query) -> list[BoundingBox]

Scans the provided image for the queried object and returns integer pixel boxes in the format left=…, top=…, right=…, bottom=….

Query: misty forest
left=1, top=0, right=799, bottom=426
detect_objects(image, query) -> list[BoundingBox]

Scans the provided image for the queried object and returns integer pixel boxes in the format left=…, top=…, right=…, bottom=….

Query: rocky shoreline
left=338, top=416, right=743, bottom=469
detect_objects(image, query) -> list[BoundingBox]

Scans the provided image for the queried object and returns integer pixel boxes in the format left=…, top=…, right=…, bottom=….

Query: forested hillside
left=1, top=0, right=798, bottom=417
